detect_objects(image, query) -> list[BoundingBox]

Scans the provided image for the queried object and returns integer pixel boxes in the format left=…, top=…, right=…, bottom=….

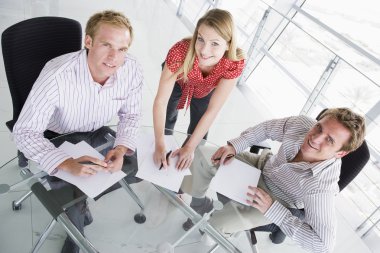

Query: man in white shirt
left=13, top=10, right=143, bottom=253
left=183, top=108, right=366, bottom=253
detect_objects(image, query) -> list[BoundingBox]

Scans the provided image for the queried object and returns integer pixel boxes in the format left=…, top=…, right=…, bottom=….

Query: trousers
left=46, top=126, right=139, bottom=253
left=181, top=148, right=282, bottom=234
left=165, top=82, right=214, bottom=140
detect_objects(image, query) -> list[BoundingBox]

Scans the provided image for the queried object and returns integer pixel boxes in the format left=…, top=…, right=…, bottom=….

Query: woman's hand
left=154, top=143, right=169, bottom=169
left=172, top=146, right=194, bottom=170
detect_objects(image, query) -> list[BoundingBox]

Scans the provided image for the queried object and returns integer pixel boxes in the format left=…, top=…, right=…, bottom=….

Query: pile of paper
left=210, top=159, right=261, bottom=206
left=55, top=141, right=126, bottom=198
left=136, top=133, right=191, bottom=192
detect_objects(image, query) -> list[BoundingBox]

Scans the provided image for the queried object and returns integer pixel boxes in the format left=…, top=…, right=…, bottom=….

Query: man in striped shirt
left=187, top=108, right=366, bottom=253
left=13, top=10, right=143, bottom=253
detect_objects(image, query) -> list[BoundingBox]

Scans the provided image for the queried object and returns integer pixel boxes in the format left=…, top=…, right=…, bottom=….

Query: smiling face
left=300, top=116, right=351, bottom=163
left=85, top=23, right=131, bottom=84
left=194, top=24, right=228, bottom=71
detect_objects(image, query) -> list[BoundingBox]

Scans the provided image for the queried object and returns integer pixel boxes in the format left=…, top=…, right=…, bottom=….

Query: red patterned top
left=165, top=39, right=245, bottom=110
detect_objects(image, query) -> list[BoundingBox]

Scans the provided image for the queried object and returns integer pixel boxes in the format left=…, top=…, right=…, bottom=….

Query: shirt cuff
left=113, top=137, right=136, bottom=156
left=264, top=200, right=290, bottom=225
left=228, top=136, right=250, bottom=154
left=39, top=149, right=72, bottom=175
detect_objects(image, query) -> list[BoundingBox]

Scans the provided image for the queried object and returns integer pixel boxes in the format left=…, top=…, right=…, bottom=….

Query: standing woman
left=153, top=8, right=245, bottom=170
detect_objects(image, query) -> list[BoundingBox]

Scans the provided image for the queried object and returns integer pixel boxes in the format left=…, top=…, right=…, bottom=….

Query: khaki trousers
left=181, top=148, right=277, bottom=234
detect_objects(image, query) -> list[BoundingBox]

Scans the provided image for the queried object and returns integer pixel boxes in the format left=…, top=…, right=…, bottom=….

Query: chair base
left=12, top=200, right=22, bottom=211
left=134, top=213, right=146, bottom=224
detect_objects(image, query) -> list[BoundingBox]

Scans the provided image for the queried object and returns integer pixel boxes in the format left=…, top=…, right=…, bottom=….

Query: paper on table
left=136, top=133, right=191, bottom=192
left=54, top=141, right=126, bottom=198
left=210, top=159, right=261, bottom=206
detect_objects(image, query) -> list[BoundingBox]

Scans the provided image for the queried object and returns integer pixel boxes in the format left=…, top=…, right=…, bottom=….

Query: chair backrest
left=316, top=109, right=370, bottom=191
left=1, top=16, right=82, bottom=130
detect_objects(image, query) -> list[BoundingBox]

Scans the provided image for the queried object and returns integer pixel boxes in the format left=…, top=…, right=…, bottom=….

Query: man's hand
left=246, top=186, right=273, bottom=214
left=104, top=145, right=127, bottom=172
left=58, top=156, right=108, bottom=176
left=171, top=146, right=194, bottom=170
left=211, top=144, right=236, bottom=165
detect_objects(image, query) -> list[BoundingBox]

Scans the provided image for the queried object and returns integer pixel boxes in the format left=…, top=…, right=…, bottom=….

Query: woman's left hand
left=171, top=146, right=194, bottom=170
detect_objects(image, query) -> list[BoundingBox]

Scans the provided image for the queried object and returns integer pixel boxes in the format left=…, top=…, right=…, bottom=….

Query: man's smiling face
left=300, top=116, right=351, bottom=163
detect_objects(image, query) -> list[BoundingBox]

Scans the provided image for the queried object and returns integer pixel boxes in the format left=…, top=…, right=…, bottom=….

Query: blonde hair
left=177, top=8, right=244, bottom=82
left=319, top=108, right=366, bottom=152
left=85, top=10, right=133, bottom=46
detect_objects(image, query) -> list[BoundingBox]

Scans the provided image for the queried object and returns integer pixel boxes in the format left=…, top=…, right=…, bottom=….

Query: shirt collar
left=80, top=49, right=118, bottom=88
left=294, top=134, right=340, bottom=175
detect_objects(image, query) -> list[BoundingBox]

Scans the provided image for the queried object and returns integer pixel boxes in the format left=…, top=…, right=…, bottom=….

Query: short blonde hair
left=179, top=8, right=245, bottom=81
left=85, top=10, right=133, bottom=46
left=319, top=108, right=366, bottom=152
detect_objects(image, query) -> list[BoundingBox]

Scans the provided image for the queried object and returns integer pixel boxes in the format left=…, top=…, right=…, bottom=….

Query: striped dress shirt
left=229, top=115, right=340, bottom=253
left=13, top=49, right=143, bottom=175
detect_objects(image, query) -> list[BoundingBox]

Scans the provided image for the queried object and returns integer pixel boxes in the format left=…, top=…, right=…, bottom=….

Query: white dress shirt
left=229, top=115, right=340, bottom=253
left=13, top=49, right=143, bottom=175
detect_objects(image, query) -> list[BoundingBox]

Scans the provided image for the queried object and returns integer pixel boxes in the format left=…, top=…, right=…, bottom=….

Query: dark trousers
left=165, top=82, right=214, bottom=140
left=46, top=126, right=139, bottom=253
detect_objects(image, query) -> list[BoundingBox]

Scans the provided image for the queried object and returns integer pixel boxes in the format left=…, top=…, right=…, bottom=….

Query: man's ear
left=84, top=35, right=92, bottom=49
left=335, top=150, right=349, bottom=159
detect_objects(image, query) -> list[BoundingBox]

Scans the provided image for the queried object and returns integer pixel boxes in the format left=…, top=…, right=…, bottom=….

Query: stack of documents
left=55, top=141, right=126, bottom=198
left=136, top=133, right=191, bottom=192
left=210, top=159, right=261, bottom=205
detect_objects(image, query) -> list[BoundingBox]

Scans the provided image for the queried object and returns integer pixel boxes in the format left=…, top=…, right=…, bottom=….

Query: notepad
left=136, top=133, right=191, bottom=192
left=210, top=159, right=261, bottom=206
left=54, top=141, right=126, bottom=198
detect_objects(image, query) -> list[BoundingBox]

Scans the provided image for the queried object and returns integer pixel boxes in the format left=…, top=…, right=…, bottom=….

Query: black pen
left=213, top=154, right=234, bottom=161
left=159, top=150, right=172, bottom=170
left=79, top=161, right=99, bottom=166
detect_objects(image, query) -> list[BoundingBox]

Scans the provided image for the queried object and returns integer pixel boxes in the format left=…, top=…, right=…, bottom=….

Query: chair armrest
left=250, top=141, right=271, bottom=154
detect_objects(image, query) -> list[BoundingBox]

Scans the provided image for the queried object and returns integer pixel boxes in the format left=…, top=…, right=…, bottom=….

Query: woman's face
left=195, top=24, right=228, bottom=70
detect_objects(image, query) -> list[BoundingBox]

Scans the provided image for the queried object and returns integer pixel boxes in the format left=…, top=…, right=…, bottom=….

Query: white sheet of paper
left=54, top=141, right=126, bottom=198
left=210, top=159, right=261, bottom=206
left=136, top=133, right=191, bottom=192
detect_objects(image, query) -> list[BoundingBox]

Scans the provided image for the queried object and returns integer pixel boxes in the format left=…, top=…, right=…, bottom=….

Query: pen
left=79, top=161, right=111, bottom=174
left=79, top=161, right=99, bottom=166
left=159, top=150, right=172, bottom=170
left=213, top=154, right=234, bottom=161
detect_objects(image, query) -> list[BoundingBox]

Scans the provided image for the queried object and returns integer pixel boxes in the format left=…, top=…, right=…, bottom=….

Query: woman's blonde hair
left=85, top=10, right=133, bottom=46
left=177, top=8, right=244, bottom=82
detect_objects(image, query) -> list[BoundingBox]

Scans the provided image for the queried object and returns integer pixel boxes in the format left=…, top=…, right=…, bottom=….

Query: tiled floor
left=0, top=0, right=377, bottom=252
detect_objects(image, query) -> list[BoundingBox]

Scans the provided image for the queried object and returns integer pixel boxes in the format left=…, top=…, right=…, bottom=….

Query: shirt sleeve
left=222, top=59, right=245, bottom=79
left=228, top=116, right=293, bottom=153
left=228, top=115, right=314, bottom=153
left=165, top=40, right=190, bottom=73
left=265, top=189, right=337, bottom=253
left=12, top=63, right=71, bottom=175
left=113, top=60, right=144, bottom=154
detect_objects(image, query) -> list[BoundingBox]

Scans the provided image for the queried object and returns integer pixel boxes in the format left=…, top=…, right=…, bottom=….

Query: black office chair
left=2, top=17, right=146, bottom=252
left=249, top=110, right=371, bottom=245
left=1, top=16, right=82, bottom=210
left=2, top=16, right=83, bottom=167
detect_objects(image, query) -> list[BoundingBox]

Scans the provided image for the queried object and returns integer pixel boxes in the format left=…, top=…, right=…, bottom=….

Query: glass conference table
left=0, top=126, right=246, bottom=253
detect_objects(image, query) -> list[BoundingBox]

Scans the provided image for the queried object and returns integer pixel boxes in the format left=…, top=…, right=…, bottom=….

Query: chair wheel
left=134, top=213, right=146, bottom=224
left=12, top=201, right=22, bottom=211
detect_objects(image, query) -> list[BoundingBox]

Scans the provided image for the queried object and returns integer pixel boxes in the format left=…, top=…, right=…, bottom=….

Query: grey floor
left=0, top=0, right=378, bottom=252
